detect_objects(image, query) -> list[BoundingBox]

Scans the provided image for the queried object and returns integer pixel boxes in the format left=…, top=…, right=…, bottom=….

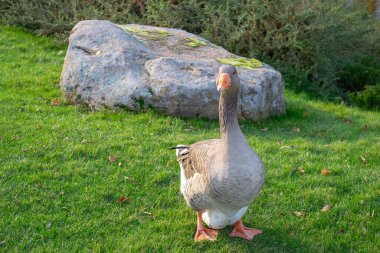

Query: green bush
left=350, top=84, right=380, bottom=110
left=1, top=0, right=379, bottom=103
left=338, top=57, right=380, bottom=92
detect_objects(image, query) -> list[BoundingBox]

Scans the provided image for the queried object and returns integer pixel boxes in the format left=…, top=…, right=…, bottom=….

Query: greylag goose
left=174, top=65, right=266, bottom=241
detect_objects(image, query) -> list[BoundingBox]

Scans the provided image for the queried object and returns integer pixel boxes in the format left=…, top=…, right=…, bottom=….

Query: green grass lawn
left=0, top=25, right=379, bottom=253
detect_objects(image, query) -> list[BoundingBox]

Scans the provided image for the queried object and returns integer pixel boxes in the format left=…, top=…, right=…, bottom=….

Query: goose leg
left=194, top=211, right=218, bottom=241
left=229, top=219, right=262, bottom=240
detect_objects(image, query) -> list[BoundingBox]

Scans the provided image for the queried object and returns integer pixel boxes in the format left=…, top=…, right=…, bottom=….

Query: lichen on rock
left=217, top=57, right=263, bottom=70
left=185, top=37, right=207, bottom=48
left=122, top=26, right=171, bottom=40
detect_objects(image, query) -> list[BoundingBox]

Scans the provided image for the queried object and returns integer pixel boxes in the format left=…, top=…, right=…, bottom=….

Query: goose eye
left=233, top=71, right=237, bottom=75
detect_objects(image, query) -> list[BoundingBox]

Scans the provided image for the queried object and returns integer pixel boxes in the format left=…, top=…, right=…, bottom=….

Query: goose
left=174, top=65, right=266, bottom=241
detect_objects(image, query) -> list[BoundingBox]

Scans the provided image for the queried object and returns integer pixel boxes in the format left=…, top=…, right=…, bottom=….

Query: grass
left=0, top=25, right=379, bottom=253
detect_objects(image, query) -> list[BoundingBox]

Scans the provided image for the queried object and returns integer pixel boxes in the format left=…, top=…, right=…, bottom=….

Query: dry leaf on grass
left=293, top=127, right=301, bottom=132
left=360, top=155, right=366, bottom=163
left=119, top=197, right=131, bottom=204
left=261, top=127, right=269, bottom=132
left=51, top=98, right=60, bottom=106
left=321, top=169, right=331, bottom=175
left=142, top=211, right=156, bottom=220
left=342, top=118, right=353, bottom=125
left=294, top=211, right=304, bottom=217
left=299, top=168, right=305, bottom=174
left=321, top=205, right=331, bottom=212
left=108, top=155, right=117, bottom=163
left=123, top=176, right=134, bottom=182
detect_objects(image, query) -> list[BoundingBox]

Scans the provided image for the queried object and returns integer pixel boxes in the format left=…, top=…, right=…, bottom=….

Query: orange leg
left=194, top=211, right=218, bottom=242
left=229, top=219, right=262, bottom=240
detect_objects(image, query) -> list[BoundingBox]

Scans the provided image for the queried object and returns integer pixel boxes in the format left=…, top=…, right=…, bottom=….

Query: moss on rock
left=217, top=57, right=262, bottom=70
left=124, top=27, right=171, bottom=40
left=185, top=37, right=206, bottom=48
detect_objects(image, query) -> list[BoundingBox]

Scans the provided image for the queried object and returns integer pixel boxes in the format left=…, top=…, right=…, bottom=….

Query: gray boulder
left=60, top=20, right=285, bottom=120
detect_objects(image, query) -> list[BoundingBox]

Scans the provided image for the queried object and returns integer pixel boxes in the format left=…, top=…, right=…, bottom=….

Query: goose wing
left=176, top=139, right=220, bottom=211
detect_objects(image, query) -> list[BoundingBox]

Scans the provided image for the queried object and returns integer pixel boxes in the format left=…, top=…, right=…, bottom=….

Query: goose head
left=216, top=65, right=240, bottom=94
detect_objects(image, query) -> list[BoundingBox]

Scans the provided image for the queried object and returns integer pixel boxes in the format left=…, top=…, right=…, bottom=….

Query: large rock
left=60, top=20, right=285, bottom=120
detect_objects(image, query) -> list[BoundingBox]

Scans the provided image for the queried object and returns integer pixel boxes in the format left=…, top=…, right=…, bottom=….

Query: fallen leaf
left=321, top=169, right=331, bottom=175
left=46, top=222, right=52, bottom=229
left=299, top=168, right=305, bottom=174
left=118, top=162, right=122, bottom=167
left=109, top=155, right=117, bottom=163
left=142, top=211, right=156, bottom=220
left=12, top=136, right=19, bottom=141
left=123, top=176, right=134, bottom=182
left=342, top=118, right=353, bottom=125
left=371, top=210, right=375, bottom=218
left=261, top=127, right=269, bottom=132
left=294, top=211, right=304, bottom=217
left=360, top=155, right=366, bottom=163
left=59, top=191, right=64, bottom=195
left=293, top=127, right=301, bottom=132
left=51, top=98, right=60, bottom=106
left=119, top=197, right=131, bottom=204
left=184, top=126, right=194, bottom=132
left=0, top=240, right=5, bottom=245
left=362, top=125, right=368, bottom=131
left=321, top=205, right=331, bottom=212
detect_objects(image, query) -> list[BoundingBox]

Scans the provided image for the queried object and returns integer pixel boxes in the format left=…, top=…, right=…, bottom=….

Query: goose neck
left=219, top=92, right=240, bottom=140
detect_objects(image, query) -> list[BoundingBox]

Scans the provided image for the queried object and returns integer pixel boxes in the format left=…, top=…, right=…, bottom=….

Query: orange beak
left=217, top=73, right=231, bottom=92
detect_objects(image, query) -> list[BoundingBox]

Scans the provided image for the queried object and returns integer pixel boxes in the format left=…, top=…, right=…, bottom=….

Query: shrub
left=337, top=57, right=380, bottom=92
left=1, top=0, right=379, bottom=103
left=350, top=84, right=380, bottom=110
left=0, top=0, right=147, bottom=38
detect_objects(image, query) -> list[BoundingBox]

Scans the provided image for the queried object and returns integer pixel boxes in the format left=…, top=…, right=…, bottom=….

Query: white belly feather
left=202, top=206, right=248, bottom=229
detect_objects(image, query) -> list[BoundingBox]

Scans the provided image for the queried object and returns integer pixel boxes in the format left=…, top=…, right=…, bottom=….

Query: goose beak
left=217, top=73, right=231, bottom=92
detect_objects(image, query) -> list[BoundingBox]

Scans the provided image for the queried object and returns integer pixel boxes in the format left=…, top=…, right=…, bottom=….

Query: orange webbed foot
left=229, top=219, right=262, bottom=240
left=194, top=211, right=218, bottom=242
left=194, top=227, right=219, bottom=241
